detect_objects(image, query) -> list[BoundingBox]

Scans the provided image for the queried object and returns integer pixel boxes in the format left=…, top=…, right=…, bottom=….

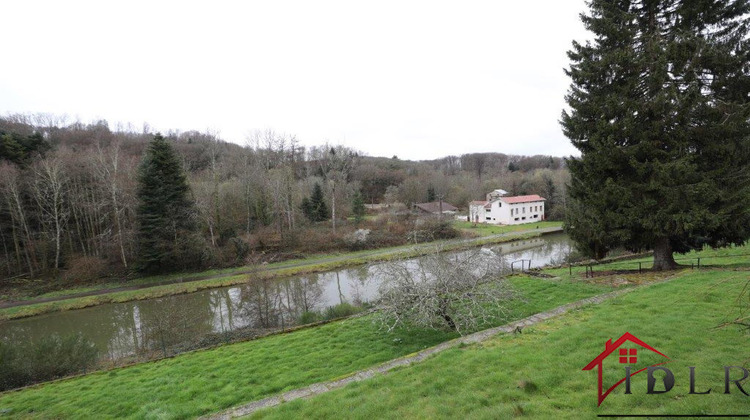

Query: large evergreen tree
left=136, top=134, right=199, bottom=273
left=301, top=183, right=329, bottom=222
left=562, top=0, right=750, bottom=270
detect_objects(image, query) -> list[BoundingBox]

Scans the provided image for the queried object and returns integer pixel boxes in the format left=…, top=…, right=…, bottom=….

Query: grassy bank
left=0, top=275, right=620, bottom=419
left=0, top=228, right=557, bottom=321
left=543, top=242, right=750, bottom=279
left=11, top=222, right=560, bottom=303
left=454, top=220, right=562, bottom=237
left=252, top=269, right=749, bottom=419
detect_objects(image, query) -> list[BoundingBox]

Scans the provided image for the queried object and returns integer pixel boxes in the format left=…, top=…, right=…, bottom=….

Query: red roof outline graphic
left=582, top=332, right=669, bottom=406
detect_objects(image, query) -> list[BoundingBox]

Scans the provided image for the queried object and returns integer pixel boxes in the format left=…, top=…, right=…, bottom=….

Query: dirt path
left=203, top=280, right=654, bottom=419
left=0, top=227, right=563, bottom=310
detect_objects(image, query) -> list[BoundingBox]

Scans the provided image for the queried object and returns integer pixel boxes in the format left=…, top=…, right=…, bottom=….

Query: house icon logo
left=582, top=332, right=670, bottom=406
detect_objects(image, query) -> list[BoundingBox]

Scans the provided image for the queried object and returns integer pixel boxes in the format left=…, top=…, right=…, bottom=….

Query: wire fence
left=576, top=253, right=750, bottom=278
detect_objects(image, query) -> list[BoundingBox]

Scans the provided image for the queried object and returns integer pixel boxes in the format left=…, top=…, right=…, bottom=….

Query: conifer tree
left=302, top=183, right=329, bottom=222
left=427, top=186, right=436, bottom=202
left=351, top=190, right=366, bottom=224
left=562, top=0, right=750, bottom=269
left=311, top=183, right=329, bottom=222
left=136, top=133, right=199, bottom=273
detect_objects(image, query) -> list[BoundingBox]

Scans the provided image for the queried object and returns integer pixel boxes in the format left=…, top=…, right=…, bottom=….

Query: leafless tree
left=0, top=163, right=36, bottom=276
left=95, top=139, right=133, bottom=267
left=375, top=247, right=514, bottom=335
left=30, top=156, right=68, bottom=270
left=312, top=144, right=356, bottom=233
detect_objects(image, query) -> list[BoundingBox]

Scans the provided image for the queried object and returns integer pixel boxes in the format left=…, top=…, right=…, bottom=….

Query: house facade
left=469, top=191, right=545, bottom=225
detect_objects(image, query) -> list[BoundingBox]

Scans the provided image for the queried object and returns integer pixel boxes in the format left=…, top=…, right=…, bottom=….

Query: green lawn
left=453, top=220, right=562, bottom=237
left=544, top=242, right=750, bottom=279
left=252, top=269, right=750, bottom=419
left=0, top=276, right=619, bottom=419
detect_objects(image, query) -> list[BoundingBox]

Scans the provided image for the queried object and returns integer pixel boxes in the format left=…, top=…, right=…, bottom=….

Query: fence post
left=697, top=258, right=701, bottom=269
left=569, top=264, right=572, bottom=276
left=638, top=262, right=642, bottom=273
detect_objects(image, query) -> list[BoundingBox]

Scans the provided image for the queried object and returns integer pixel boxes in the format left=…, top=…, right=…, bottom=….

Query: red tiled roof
left=501, top=194, right=545, bottom=204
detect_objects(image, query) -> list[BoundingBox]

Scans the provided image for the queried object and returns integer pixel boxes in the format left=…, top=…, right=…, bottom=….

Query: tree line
left=0, top=113, right=569, bottom=281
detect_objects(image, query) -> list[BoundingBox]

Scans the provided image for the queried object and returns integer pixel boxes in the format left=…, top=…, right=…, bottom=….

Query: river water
left=0, top=233, right=574, bottom=363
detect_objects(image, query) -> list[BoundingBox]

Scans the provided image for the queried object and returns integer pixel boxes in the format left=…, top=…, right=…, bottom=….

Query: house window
left=533, top=215, right=538, bottom=218
left=619, top=348, right=637, bottom=364
left=486, top=217, right=491, bottom=220
left=522, top=217, right=526, bottom=220
left=514, top=217, right=519, bottom=221
left=522, top=207, right=526, bottom=214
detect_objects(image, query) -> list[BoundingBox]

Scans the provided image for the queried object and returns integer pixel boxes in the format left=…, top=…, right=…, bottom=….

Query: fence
left=510, top=259, right=532, bottom=274
left=575, top=253, right=750, bottom=278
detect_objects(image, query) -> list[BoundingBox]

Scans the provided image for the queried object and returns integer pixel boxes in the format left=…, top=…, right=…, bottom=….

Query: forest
left=0, top=113, right=569, bottom=284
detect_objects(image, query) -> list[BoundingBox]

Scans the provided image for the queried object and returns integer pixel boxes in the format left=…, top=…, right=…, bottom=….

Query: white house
left=469, top=191, right=545, bottom=225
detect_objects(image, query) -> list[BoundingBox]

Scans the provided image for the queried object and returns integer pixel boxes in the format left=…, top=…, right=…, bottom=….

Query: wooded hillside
left=0, top=113, right=569, bottom=281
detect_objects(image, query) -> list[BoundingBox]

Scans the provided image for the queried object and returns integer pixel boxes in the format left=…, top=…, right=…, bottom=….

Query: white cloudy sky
left=1, top=1, right=589, bottom=160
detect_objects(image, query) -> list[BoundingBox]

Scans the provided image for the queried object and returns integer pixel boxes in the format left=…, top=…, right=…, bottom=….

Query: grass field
left=251, top=269, right=750, bottom=419
left=0, top=275, right=619, bottom=419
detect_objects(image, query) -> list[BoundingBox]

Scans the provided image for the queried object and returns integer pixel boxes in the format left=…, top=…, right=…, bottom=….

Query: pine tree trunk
left=652, top=237, right=677, bottom=271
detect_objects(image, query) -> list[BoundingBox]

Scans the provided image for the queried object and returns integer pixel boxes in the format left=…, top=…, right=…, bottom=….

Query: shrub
left=298, top=311, right=322, bottom=325
left=0, top=333, right=98, bottom=391
left=61, top=255, right=108, bottom=283
left=323, top=302, right=363, bottom=320
left=376, top=248, right=514, bottom=334
left=407, top=219, right=460, bottom=243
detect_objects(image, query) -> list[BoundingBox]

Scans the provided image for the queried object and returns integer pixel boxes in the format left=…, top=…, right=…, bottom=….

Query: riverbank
left=0, top=224, right=563, bottom=321
left=0, top=273, right=632, bottom=418
left=0, top=244, right=744, bottom=418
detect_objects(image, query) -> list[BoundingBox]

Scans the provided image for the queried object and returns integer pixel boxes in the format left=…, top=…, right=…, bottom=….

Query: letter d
left=647, top=366, right=675, bottom=394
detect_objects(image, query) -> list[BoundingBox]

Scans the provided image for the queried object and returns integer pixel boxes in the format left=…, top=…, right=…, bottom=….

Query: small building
left=413, top=201, right=458, bottom=215
left=469, top=192, right=545, bottom=225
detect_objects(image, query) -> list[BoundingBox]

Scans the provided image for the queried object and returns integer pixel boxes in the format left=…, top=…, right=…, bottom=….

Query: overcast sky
left=1, top=1, right=590, bottom=160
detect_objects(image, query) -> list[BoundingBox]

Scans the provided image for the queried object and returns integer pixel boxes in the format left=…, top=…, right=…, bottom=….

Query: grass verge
left=453, top=220, right=562, bottom=237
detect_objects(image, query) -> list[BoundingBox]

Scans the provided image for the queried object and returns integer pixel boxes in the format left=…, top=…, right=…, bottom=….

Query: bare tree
left=375, top=248, right=514, bottom=334
left=30, top=156, right=68, bottom=271
left=95, top=139, right=133, bottom=267
left=0, top=163, right=36, bottom=276
left=313, top=145, right=356, bottom=234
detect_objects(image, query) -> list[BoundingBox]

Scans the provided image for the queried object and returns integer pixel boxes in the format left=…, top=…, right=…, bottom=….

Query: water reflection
left=0, top=233, right=574, bottom=363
